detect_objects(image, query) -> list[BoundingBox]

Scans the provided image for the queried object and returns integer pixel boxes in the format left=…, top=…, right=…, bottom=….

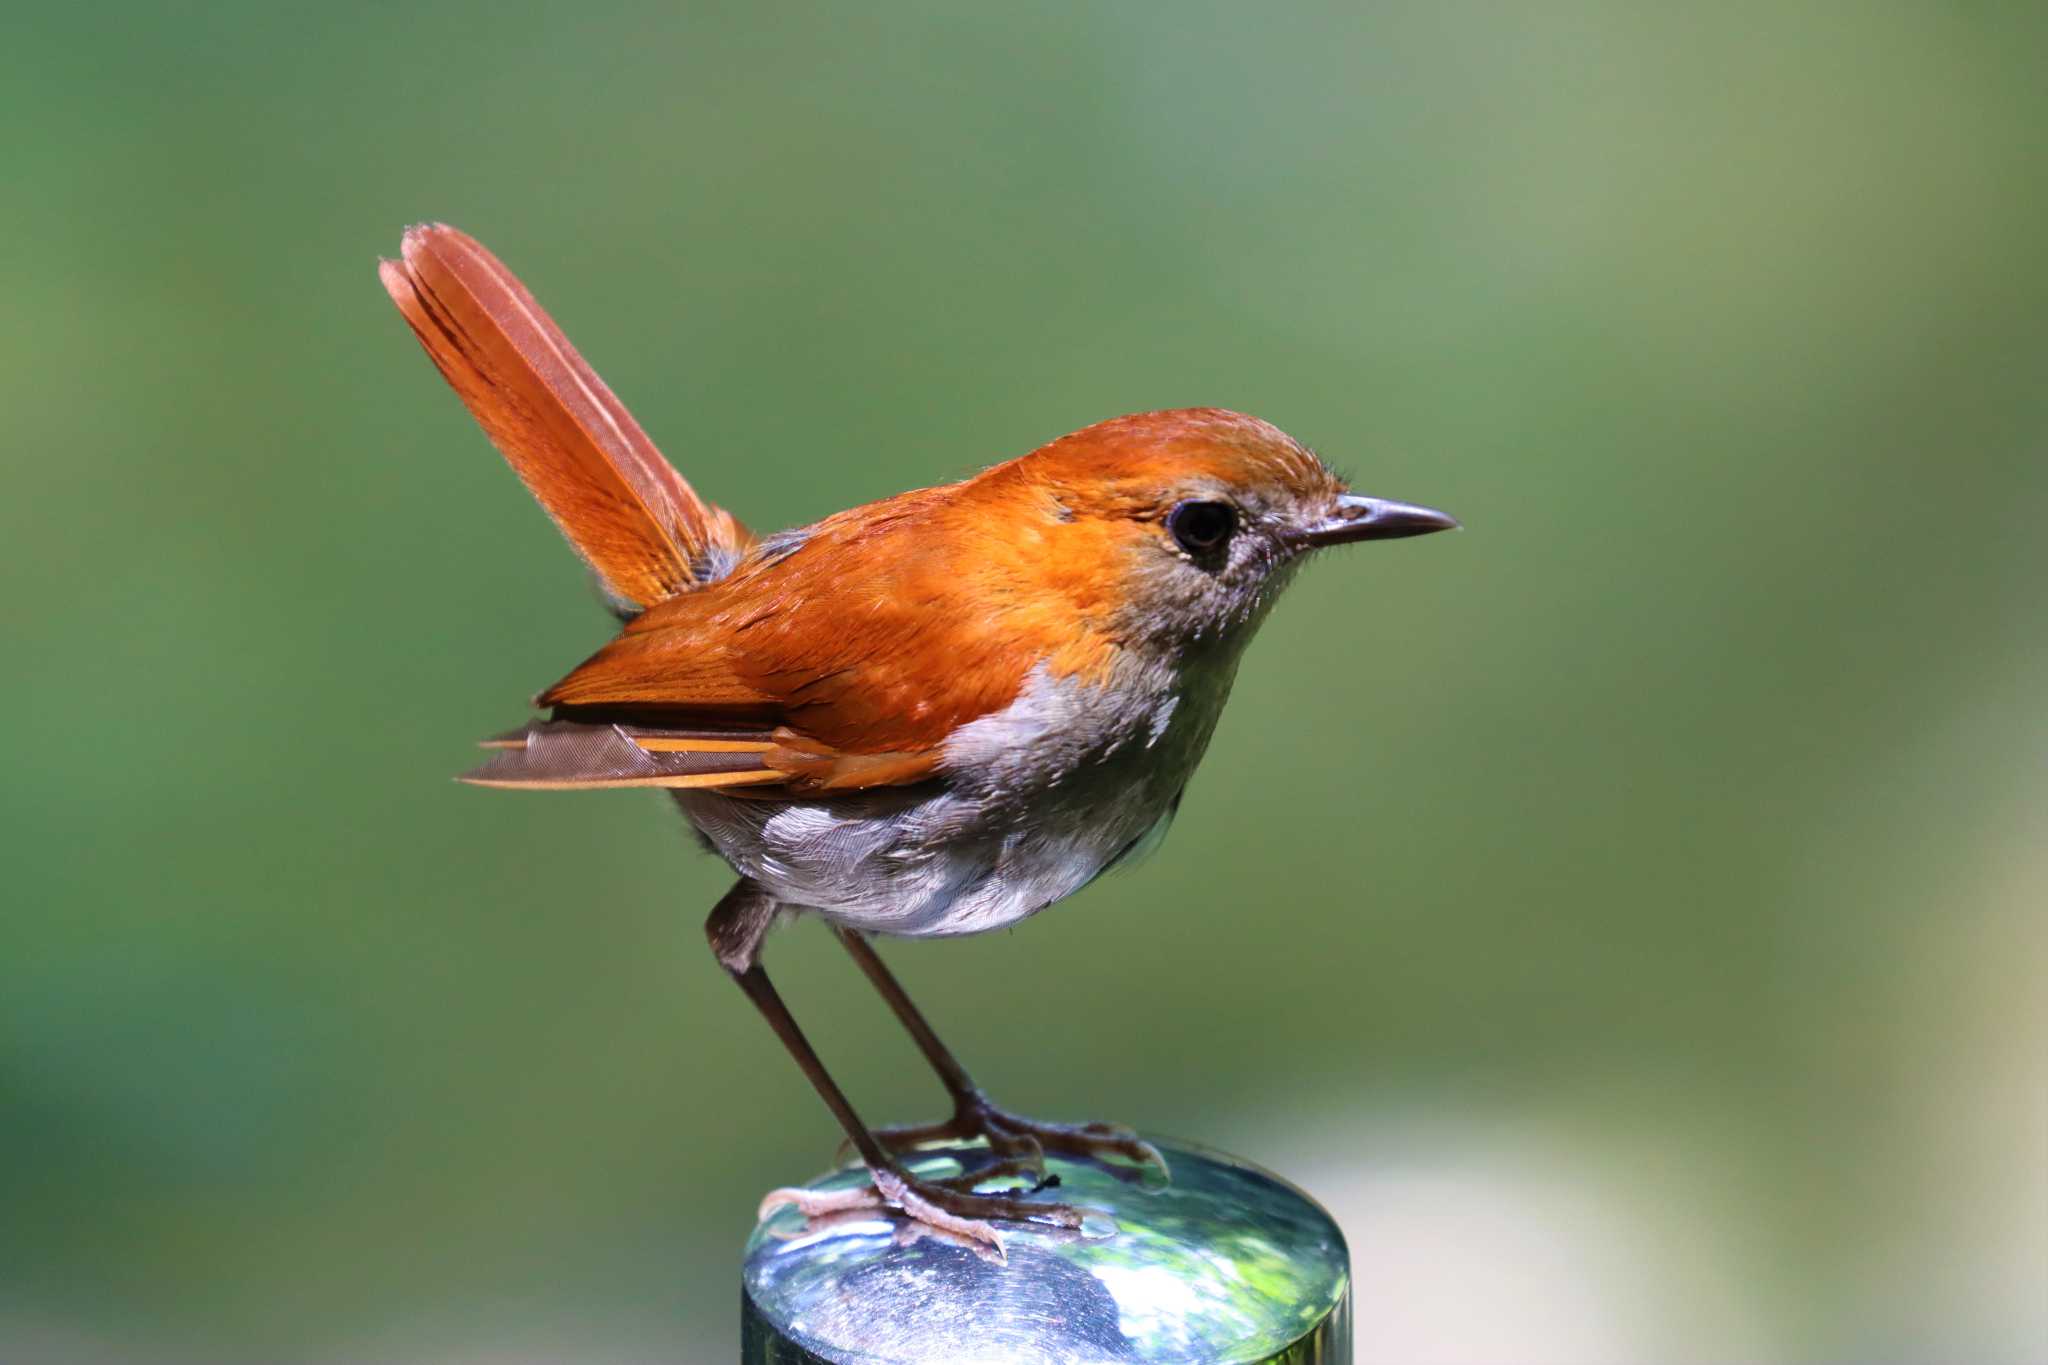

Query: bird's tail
left=379, top=224, right=750, bottom=612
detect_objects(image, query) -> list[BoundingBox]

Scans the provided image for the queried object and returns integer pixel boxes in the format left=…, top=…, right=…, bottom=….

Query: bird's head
left=976, top=408, right=1457, bottom=657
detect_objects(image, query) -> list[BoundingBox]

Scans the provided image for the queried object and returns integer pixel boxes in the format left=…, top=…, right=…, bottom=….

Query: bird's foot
left=858, top=1090, right=1170, bottom=1182
left=759, top=1161, right=1082, bottom=1260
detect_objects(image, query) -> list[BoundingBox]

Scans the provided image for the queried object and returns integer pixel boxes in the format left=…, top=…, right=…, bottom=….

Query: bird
left=379, top=223, right=1457, bottom=1252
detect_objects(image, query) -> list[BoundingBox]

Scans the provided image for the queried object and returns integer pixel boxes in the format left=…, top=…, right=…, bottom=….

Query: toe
left=874, top=1168, right=1007, bottom=1259
left=757, top=1182, right=882, bottom=1223
left=933, top=1156, right=1055, bottom=1194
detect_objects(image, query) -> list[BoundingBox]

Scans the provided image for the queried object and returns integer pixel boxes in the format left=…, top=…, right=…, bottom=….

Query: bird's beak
left=1300, top=494, right=1460, bottom=547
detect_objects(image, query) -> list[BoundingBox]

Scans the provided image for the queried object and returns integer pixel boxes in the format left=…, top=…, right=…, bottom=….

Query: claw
left=761, top=1160, right=1085, bottom=1262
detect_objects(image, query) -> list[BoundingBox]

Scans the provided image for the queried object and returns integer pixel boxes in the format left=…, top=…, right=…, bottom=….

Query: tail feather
left=380, top=224, right=750, bottom=609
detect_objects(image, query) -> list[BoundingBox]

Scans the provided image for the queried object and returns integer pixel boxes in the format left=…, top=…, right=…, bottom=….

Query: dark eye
left=1167, top=500, right=1237, bottom=556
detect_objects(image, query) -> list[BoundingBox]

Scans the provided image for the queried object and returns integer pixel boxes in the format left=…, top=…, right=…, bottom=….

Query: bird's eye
left=1167, top=500, right=1237, bottom=556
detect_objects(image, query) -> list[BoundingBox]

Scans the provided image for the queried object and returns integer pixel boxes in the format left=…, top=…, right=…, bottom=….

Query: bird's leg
left=707, top=882, right=1082, bottom=1253
left=833, top=925, right=1170, bottom=1180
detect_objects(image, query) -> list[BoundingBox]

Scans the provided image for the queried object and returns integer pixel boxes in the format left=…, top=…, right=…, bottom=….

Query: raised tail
left=379, top=224, right=751, bottom=611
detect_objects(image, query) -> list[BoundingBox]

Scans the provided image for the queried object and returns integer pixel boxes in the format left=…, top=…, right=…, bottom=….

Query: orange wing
left=464, top=482, right=1103, bottom=796
left=380, top=224, right=750, bottom=609
left=381, top=225, right=1078, bottom=797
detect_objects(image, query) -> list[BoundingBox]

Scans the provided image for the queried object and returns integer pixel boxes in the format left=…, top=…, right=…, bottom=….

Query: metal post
left=741, top=1137, right=1350, bottom=1363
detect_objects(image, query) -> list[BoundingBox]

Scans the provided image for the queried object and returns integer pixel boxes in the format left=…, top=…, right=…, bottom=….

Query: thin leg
left=706, top=882, right=1082, bottom=1250
left=729, top=962, right=891, bottom=1168
left=835, top=924, right=976, bottom=1100
left=833, top=925, right=1169, bottom=1177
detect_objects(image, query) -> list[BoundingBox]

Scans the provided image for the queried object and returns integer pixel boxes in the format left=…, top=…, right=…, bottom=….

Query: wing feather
left=459, top=720, right=785, bottom=791
left=388, top=227, right=1072, bottom=798
left=454, top=416, right=1119, bottom=797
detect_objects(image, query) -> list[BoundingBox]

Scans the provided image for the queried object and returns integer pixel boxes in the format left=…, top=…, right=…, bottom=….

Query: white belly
left=673, top=658, right=1233, bottom=937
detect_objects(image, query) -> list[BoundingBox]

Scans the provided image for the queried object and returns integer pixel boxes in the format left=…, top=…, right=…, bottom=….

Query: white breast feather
left=673, top=655, right=1238, bottom=937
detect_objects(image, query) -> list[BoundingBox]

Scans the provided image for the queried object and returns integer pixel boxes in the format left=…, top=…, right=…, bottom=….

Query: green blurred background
left=5, top=2, right=2043, bottom=1361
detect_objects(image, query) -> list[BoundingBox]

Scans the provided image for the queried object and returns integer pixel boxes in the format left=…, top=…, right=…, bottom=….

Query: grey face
left=1112, top=479, right=1457, bottom=656
left=1117, top=480, right=1325, bottom=652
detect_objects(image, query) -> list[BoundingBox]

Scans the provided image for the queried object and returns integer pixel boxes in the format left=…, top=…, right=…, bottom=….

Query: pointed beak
left=1300, top=494, right=1460, bottom=548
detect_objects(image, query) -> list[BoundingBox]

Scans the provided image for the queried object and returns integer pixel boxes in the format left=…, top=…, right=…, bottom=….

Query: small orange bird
left=380, top=224, right=1456, bottom=1250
